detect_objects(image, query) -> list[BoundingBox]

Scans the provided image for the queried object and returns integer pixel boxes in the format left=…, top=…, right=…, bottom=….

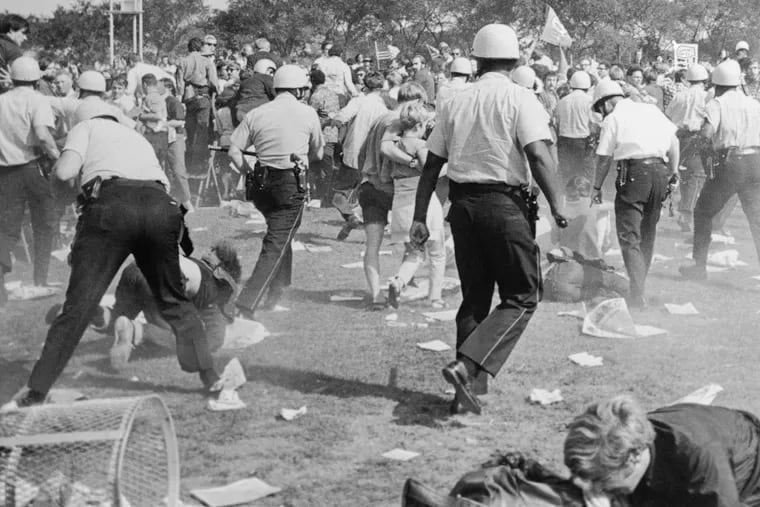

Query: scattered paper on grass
left=711, top=233, right=735, bottom=245
left=708, top=249, right=747, bottom=267
left=651, top=253, right=673, bottom=263
left=190, top=477, right=280, bottom=506
left=191, top=227, right=208, bottom=232
left=633, top=325, right=668, bottom=337
left=421, top=309, right=458, bottom=322
left=752, top=275, right=760, bottom=281
left=664, top=302, right=699, bottom=315
left=219, top=358, right=246, bottom=390
left=382, top=448, right=420, bottom=461
left=307, top=199, right=322, bottom=208
left=292, top=240, right=306, bottom=251
left=207, top=389, right=246, bottom=412
left=341, top=261, right=364, bottom=269
left=129, top=376, right=139, bottom=382
left=568, top=352, right=603, bottom=367
left=529, top=388, right=563, bottom=405
left=7, top=285, right=60, bottom=301
left=386, top=321, right=408, bottom=328
left=606, top=248, right=622, bottom=257
left=558, top=303, right=587, bottom=320
left=385, top=313, right=398, bottom=321
left=279, top=406, right=307, bottom=421
left=304, top=243, right=332, bottom=253
left=672, top=383, right=724, bottom=406
left=417, top=340, right=452, bottom=352
left=582, top=298, right=637, bottom=339
left=391, top=277, right=460, bottom=303
left=223, top=318, right=270, bottom=349
left=329, top=294, right=364, bottom=302
left=707, top=265, right=730, bottom=273
left=4, top=280, right=21, bottom=291
left=244, top=218, right=266, bottom=225
left=47, top=389, right=87, bottom=404
left=361, top=250, right=392, bottom=257
left=51, top=245, right=71, bottom=262
left=270, top=304, right=289, bottom=312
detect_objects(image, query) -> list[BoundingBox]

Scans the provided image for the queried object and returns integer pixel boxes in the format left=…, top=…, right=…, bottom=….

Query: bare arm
left=412, top=152, right=447, bottom=223
left=34, top=125, right=60, bottom=160
left=228, top=144, right=249, bottom=171
left=53, top=150, right=83, bottom=182
left=524, top=140, right=562, bottom=216
left=667, top=132, right=680, bottom=175
left=381, top=139, right=417, bottom=165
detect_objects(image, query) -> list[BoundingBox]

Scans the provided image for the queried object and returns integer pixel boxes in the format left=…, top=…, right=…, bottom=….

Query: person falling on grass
left=386, top=101, right=446, bottom=309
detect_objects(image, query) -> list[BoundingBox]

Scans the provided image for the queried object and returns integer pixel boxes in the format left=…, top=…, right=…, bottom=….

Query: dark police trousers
left=236, top=169, right=305, bottom=313
left=615, top=159, right=669, bottom=303
left=28, top=180, right=217, bottom=396
left=693, top=151, right=760, bottom=267
left=0, top=160, right=57, bottom=285
left=447, top=182, right=540, bottom=377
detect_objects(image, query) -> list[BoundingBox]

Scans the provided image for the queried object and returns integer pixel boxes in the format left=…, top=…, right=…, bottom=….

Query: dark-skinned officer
left=409, top=24, right=567, bottom=415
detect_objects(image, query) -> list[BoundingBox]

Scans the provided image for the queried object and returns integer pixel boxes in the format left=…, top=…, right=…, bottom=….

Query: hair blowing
left=563, top=395, right=655, bottom=484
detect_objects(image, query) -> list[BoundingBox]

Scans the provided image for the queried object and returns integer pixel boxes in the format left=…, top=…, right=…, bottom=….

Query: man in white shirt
left=555, top=70, right=596, bottom=187
left=590, top=80, right=679, bottom=308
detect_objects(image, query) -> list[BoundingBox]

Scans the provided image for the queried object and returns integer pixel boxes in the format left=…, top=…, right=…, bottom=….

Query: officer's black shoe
left=625, top=295, right=648, bottom=310
left=471, top=372, right=488, bottom=395
left=442, top=361, right=481, bottom=415
left=17, top=389, right=46, bottom=408
left=679, top=264, right=707, bottom=280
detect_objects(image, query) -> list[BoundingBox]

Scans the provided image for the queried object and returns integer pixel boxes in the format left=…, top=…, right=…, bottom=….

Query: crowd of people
left=5, top=9, right=760, bottom=505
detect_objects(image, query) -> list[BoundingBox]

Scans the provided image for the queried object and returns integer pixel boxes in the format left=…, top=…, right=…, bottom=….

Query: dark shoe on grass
left=442, top=360, right=481, bottom=415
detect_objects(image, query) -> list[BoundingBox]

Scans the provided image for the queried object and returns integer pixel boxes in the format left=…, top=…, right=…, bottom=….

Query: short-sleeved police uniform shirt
left=704, top=90, right=760, bottom=150
left=0, top=87, right=56, bottom=167
left=596, top=98, right=676, bottom=161
left=665, top=85, right=707, bottom=132
left=426, top=72, right=551, bottom=186
left=64, top=118, right=169, bottom=188
left=555, top=89, right=595, bottom=138
left=229, top=93, right=324, bottom=170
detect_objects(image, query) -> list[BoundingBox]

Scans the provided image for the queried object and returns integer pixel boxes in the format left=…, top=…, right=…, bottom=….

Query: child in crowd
left=387, top=102, right=446, bottom=308
left=110, top=74, right=135, bottom=116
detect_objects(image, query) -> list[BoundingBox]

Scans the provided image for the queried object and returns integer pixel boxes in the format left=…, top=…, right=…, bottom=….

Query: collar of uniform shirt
left=478, top=72, right=511, bottom=82
left=274, top=93, right=298, bottom=102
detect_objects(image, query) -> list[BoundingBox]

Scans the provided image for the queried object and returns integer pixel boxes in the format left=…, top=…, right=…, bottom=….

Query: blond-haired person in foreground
left=564, top=395, right=760, bottom=506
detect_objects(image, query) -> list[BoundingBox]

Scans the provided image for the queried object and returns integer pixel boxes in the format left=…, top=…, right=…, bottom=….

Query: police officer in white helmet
left=0, top=56, right=60, bottom=305
left=680, top=60, right=760, bottom=280
left=590, top=79, right=680, bottom=308
left=14, top=97, right=224, bottom=407
left=229, top=65, right=324, bottom=318
left=410, top=24, right=567, bottom=414
left=435, top=56, right=471, bottom=110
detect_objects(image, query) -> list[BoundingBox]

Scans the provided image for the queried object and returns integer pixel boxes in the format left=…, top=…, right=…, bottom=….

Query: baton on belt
left=208, top=145, right=258, bottom=157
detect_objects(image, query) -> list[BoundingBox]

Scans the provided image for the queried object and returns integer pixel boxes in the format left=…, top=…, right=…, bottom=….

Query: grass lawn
left=2, top=202, right=760, bottom=506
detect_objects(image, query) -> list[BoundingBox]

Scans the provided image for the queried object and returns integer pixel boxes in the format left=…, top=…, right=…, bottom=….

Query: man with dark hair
left=411, top=24, right=566, bottom=414
left=330, top=70, right=389, bottom=240
left=234, top=58, right=276, bottom=124
left=0, top=14, right=28, bottom=82
left=411, top=54, right=435, bottom=106
left=177, top=37, right=219, bottom=175
left=0, top=56, right=59, bottom=306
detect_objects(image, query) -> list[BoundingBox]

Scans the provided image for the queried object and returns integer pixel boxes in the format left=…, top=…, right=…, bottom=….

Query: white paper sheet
left=190, top=478, right=280, bottom=506
left=664, top=302, right=699, bottom=315
left=382, top=448, right=420, bottom=461
left=416, top=340, right=452, bottom=352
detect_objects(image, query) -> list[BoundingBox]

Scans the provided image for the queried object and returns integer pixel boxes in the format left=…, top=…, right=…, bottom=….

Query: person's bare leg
left=363, top=223, right=385, bottom=303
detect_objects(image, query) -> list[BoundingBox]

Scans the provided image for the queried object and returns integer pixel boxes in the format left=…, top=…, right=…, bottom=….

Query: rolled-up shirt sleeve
left=229, top=117, right=252, bottom=151
left=515, top=92, right=552, bottom=148
left=595, top=116, right=617, bottom=157
left=62, top=122, right=91, bottom=159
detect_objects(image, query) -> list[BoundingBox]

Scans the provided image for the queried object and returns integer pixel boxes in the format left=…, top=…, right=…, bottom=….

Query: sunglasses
left=205, top=42, right=217, bottom=46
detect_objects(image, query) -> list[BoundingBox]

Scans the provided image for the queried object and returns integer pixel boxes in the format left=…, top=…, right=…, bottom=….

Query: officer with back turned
left=229, top=65, right=323, bottom=318
left=12, top=97, right=223, bottom=407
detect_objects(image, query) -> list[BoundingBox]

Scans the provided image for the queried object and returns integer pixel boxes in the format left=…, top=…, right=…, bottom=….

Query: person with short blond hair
left=565, top=395, right=760, bottom=504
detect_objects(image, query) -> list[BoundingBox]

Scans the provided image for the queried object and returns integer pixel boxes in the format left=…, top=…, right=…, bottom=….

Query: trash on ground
left=341, top=261, right=364, bottom=269
left=672, top=383, right=724, bottom=406
left=664, top=302, right=699, bottom=315
left=582, top=298, right=667, bottom=338
left=219, top=358, right=246, bottom=390
left=417, top=340, right=452, bottom=352
left=6, top=284, right=61, bottom=301
left=361, top=250, right=392, bottom=257
left=47, top=389, right=87, bottom=404
left=651, top=253, right=673, bottom=263
left=291, top=240, right=306, bottom=251
left=279, top=405, right=307, bottom=421
left=329, top=293, right=364, bottom=302
left=385, top=313, right=398, bottom=321
left=223, top=318, right=270, bottom=349
left=307, top=199, right=321, bottom=208
left=269, top=304, right=289, bottom=312
left=191, top=227, right=208, bottom=232
left=558, top=303, right=587, bottom=320
left=529, top=388, right=564, bottom=405
left=382, top=448, right=420, bottom=461
left=207, top=389, right=246, bottom=412
left=711, top=233, right=736, bottom=245
left=708, top=249, right=747, bottom=267
left=568, top=352, right=603, bottom=367
left=421, top=309, right=458, bottom=321
left=304, top=243, right=332, bottom=253
left=190, top=477, right=281, bottom=506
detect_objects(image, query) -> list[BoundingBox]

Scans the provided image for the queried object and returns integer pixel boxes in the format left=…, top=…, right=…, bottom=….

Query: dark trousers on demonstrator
left=614, top=160, right=669, bottom=303
left=0, top=160, right=57, bottom=285
left=236, top=170, right=305, bottom=313
left=693, top=153, right=760, bottom=267
left=28, top=181, right=217, bottom=396
left=448, top=182, right=541, bottom=377
left=184, top=94, right=211, bottom=175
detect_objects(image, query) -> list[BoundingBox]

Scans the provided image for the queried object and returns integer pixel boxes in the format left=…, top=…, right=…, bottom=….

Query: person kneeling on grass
left=564, top=394, right=760, bottom=505
left=46, top=240, right=241, bottom=370
left=386, top=102, right=446, bottom=309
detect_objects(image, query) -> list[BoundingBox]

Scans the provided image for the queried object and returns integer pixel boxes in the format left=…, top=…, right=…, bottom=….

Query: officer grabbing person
left=410, top=24, right=567, bottom=415
left=680, top=59, right=760, bottom=280
left=590, top=80, right=679, bottom=308
left=0, top=56, right=60, bottom=307
left=12, top=97, right=225, bottom=407
left=229, top=65, right=323, bottom=318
